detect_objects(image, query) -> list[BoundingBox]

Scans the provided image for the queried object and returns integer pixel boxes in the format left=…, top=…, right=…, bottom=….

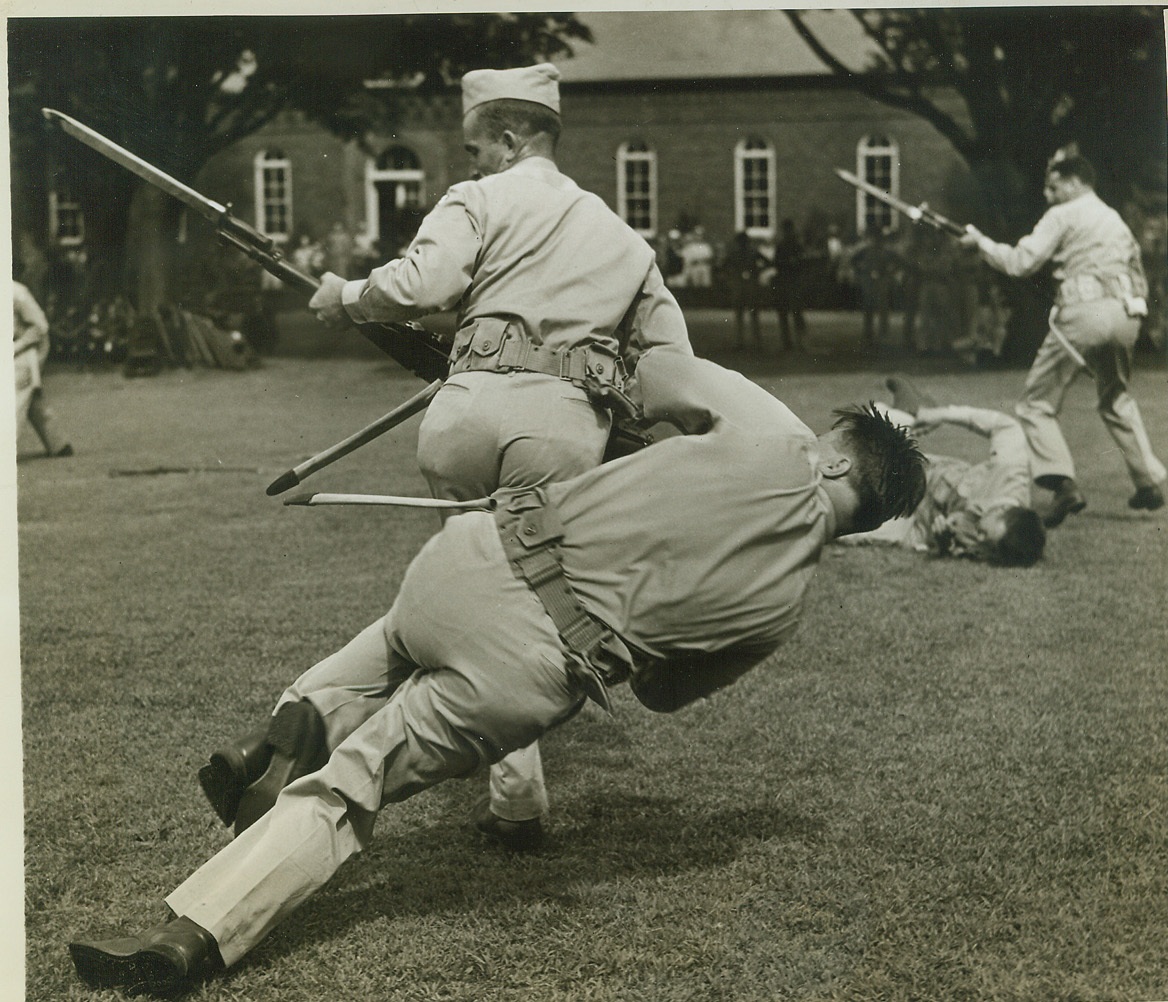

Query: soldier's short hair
left=472, top=99, right=562, bottom=148
left=831, top=403, right=927, bottom=533
left=1048, top=153, right=1096, bottom=188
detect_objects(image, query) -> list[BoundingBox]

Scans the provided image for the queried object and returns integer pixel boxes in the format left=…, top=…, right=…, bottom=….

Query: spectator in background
left=290, top=233, right=325, bottom=277
left=661, top=230, right=686, bottom=289
left=898, top=228, right=927, bottom=352
left=824, top=224, right=849, bottom=307
left=353, top=224, right=380, bottom=276
left=324, top=221, right=355, bottom=279
left=723, top=231, right=766, bottom=351
left=1137, top=214, right=1166, bottom=351
left=915, top=230, right=956, bottom=356
left=680, top=226, right=714, bottom=289
left=850, top=227, right=902, bottom=350
left=16, top=230, right=49, bottom=302
left=13, top=277, right=73, bottom=458
left=770, top=219, right=808, bottom=351
left=950, top=244, right=981, bottom=357
left=952, top=266, right=1011, bottom=367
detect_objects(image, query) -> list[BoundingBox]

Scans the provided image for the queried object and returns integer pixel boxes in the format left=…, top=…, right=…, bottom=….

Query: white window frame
left=363, top=148, right=425, bottom=248
left=734, top=137, right=776, bottom=239
left=616, top=141, right=657, bottom=238
left=253, top=150, right=292, bottom=244
left=856, top=134, right=900, bottom=235
left=49, top=187, right=85, bottom=246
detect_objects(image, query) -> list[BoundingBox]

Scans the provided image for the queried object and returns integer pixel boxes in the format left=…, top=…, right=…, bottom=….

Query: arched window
left=735, top=137, right=775, bottom=238
left=254, top=149, right=292, bottom=242
left=617, top=140, right=657, bottom=237
left=856, top=134, right=900, bottom=235
left=377, top=145, right=421, bottom=172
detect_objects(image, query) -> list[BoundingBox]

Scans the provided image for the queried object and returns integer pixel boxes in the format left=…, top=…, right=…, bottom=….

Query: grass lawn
left=12, top=325, right=1168, bottom=1001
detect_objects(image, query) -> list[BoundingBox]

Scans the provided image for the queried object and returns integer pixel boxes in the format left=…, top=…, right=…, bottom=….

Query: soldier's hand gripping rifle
left=42, top=109, right=451, bottom=385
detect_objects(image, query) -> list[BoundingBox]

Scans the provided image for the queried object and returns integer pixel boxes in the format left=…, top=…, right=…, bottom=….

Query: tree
left=8, top=14, right=591, bottom=312
left=786, top=7, right=1167, bottom=235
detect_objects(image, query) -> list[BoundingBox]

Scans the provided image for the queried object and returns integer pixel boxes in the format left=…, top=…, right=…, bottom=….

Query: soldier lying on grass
left=835, top=374, right=1046, bottom=568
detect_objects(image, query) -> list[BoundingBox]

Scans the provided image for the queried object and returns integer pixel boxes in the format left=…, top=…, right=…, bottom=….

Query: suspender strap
left=495, top=491, right=632, bottom=711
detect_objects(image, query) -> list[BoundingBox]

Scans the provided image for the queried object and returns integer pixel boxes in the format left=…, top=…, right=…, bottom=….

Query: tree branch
left=786, top=11, right=976, bottom=162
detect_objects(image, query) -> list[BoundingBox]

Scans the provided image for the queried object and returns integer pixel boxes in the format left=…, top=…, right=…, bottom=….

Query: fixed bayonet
left=835, top=168, right=966, bottom=237
left=42, top=108, right=450, bottom=380
left=284, top=492, right=496, bottom=511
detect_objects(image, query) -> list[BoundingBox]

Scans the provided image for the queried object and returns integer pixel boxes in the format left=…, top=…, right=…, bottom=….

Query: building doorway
left=365, top=146, right=425, bottom=260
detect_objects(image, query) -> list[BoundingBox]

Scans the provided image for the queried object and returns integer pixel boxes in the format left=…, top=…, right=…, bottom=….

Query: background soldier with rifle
left=960, top=152, right=1166, bottom=525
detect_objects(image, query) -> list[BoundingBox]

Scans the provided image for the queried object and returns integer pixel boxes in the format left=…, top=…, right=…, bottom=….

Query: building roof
left=556, top=9, right=873, bottom=83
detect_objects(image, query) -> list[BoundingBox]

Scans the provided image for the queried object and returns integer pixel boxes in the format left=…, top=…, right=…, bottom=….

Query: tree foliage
left=787, top=7, right=1167, bottom=233
left=7, top=14, right=591, bottom=307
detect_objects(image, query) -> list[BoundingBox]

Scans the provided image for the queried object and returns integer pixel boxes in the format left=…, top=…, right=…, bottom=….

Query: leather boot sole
left=69, top=938, right=181, bottom=993
left=233, top=701, right=327, bottom=837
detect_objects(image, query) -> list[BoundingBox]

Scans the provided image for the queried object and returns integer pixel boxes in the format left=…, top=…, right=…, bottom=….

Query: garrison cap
left=461, top=63, right=561, bottom=116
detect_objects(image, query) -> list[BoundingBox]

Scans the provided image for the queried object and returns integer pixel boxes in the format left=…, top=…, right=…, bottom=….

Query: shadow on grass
left=240, top=793, right=823, bottom=972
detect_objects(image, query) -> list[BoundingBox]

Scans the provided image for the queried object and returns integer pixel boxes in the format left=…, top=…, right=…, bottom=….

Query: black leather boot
left=198, top=725, right=273, bottom=827
left=233, top=700, right=328, bottom=836
left=69, top=915, right=224, bottom=995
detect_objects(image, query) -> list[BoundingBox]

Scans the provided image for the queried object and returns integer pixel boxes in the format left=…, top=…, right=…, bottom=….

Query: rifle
left=836, top=167, right=1097, bottom=374
left=42, top=108, right=450, bottom=383
left=835, top=169, right=966, bottom=238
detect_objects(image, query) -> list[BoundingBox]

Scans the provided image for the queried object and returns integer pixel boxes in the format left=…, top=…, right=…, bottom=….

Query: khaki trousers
left=168, top=513, right=586, bottom=966
left=273, top=371, right=607, bottom=820
left=1015, top=299, right=1166, bottom=490
left=420, top=370, right=609, bottom=820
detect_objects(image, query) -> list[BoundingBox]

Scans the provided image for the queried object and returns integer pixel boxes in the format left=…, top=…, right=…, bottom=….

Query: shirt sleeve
left=976, top=208, right=1065, bottom=278
left=13, top=283, right=49, bottom=352
left=622, top=261, right=693, bottom=367
left=341, top=185, right=482, bottom=325
left=933, top=405, right=1028, bottom=467
left=629, top=646, right=774, bottom=713
left=631, top=350, right=797, bottom=435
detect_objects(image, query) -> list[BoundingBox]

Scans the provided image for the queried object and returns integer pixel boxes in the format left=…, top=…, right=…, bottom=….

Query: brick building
left=17, top=11, right=972, bottom=311
left=197, top=11, right=969, bottom=292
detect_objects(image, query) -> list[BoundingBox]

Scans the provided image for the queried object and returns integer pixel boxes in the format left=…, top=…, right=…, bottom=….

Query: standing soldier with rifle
left=960, top=152, right=1166, bottom=525
left=202, top=63, right=692, bottom=852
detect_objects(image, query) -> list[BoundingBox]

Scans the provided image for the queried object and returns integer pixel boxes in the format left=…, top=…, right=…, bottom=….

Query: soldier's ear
left=818, top=454, right=852, bottom=480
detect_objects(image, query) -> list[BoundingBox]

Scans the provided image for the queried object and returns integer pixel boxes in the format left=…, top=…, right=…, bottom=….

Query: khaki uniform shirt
left=548, top=351, right=832, bottom=671
left=977, top=191, right=1144, bottom=296
left=13, top=280, right=49, bottom=358
left=906, top=407, right=1031, bottom=555
left=341, top=156, right=690, bottom=359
